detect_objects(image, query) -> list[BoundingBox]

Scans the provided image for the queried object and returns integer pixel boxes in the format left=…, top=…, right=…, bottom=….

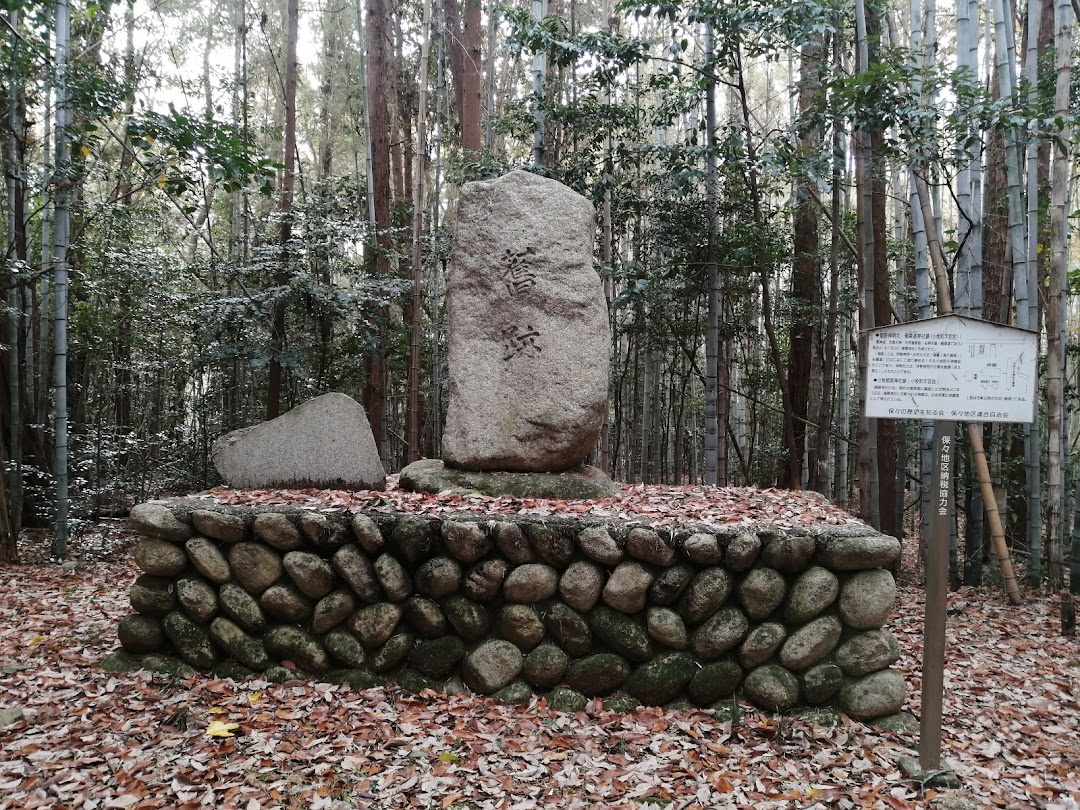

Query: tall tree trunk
left=267, top=0, right=299, bottom=420
left=364, top=0, right=394, bottom=459
left=786, top=33, right=826, bottom=489
left=1045, top=0, right=1073, bottom=587
left=445, top=0, right=483, bottom=159
left=703, top=21, right=719, bottom=487
left=408, top=0, right=433, bottom=462
left=52, top=0, right=72, bottom=556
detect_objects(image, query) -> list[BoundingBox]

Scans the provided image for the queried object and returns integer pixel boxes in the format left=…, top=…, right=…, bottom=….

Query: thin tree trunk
left=703, top=21, right=719, bottom=487
left=1046, top=0, right=1073, bottom=587
left=408, top=0, right=433, bottom=462
left=53, top=0, right=72, bottom=556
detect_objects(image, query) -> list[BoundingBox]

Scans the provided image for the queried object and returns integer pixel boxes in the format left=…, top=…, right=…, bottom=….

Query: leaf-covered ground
left=1, top=493, right=1079, bottom=810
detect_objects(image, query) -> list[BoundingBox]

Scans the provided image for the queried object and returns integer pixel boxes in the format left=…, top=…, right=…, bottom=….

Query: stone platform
left=116, top=494, right=905, bottom=719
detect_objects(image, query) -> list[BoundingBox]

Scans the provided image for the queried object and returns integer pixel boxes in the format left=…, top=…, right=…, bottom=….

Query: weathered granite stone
left=690, top=607, right=749, bottom=660
left=646, top=607, right=687, bottom=650
left=130, top=503, right=192, bottom=542
left=648, top=564, right=694, bottom=605
left=444, top=596, right=490, bottom=641
left=162, top=611, right=219, bottom=668
left=129, top=575, right=176, bottom=617
left=801, top=662, right=844, bottom=704
left=212, top=393, right=385, bottom=489
left=324, top=629, right=367, bottom=668
left=736, top=567, right=787, bottom=621
left=818, top=534, right=901, bottom=571
left=839, top=569, right=896, bottom=629
left=463, top=640, right=523, bottom=694
left=326, top=668, right=381, bottom=691
left=591, top=606, right=652, bottom=662
left=371, top=633, right=415, bottom=672
left=499, top=604, right=545, bottom=651
left=625, top=652, right=695, bottom=706
left=625, top=528, right=675, bottom=566
left=118, top=614, right=165, bottom=653
left=228, top=543, right=282, bottom=595
left=299, top=513, right=348, bottom=551
left=176, top=576, right=218, bottom=624
left=209, top=617, right=268, bottom=671
left=504, top=564, right=559, bottom=602
left=254, top=513, right=305, bottom=551
left=219, top=582, right=267, bottom=633
left=760, top=533, right=816, bottom=574
left=839, top=668, right=906, bottom=719
left=373, top=554, right=412, bottom=602
left=135, top=537, right=188, bottom=576
left=392, top=517, right=436, bottom=564
left=409, top=636, right=466, bottom=679
left=283, top=551, right=336, bottom=599
left=565, top=653, right=630, bottom=696
left=259, top=583, right=312, bottom=623
left=399, top=459, right=619, bottom=499
left=191, top=510, right=247, bottom=544
left=523, top=643, right=569, bottom=689
left=441, top=170, right=609, bottom=472
left=526, top=524, right=574, bottom=568
left=464, top=559, right=509, bottom=602
left=779, top=615, right=843, bottom=671
left=350, top=513, right=385, bottom=554
left=577, top=527, right=623, bottom=566
left=683, top=533, right=723, bottom=565
left=545, top=603, right=592, bottom=657
left=680, top=568, right=733, bottom=624
left=495, top=522, right=535, bottom=564
left=786, top=566, right=840, bottom=624
left=560, top=560, right=604, bottom=612
left=738, top=622, right=787, bottom=669
left=494, top=679, right=534, bottom=705
left=263, top=626, right=329, bottom=673
left=546, top=687, right=588, bottom=712
left=743, top=664, right=800, bottom=711
left=405, top=596, right=447, bottom=638
left=312, top=590, right=356, bottom=634
left=725, top=533, right=761, bottom=572
left=416, top=556, right=463, bottom=600
left=397, top=667, right=438, bottom=695
left=835, top=630, right=900, bottom=676
left=332, top=545, right=382, bottom=604
left=602, top=561, right=653, bottom=614
left=350, top=602, right=403, bottom=648
left=442, top=521, right=491, bottom=564
left=687, top=659, right=742, bottom=705
left=185, top=537, right=231, bottom=585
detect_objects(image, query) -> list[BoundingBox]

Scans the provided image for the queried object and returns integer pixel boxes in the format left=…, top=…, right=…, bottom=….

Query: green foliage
left=127, top=110, right=279, bottom=201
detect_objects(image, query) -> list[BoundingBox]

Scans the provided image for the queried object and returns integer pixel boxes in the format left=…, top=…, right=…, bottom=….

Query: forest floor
left=0, top=498, right=1078, bottom=810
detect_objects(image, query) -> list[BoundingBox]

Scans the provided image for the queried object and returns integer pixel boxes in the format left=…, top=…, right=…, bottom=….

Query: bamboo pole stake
left=913, top=172, right=1022, bottom=605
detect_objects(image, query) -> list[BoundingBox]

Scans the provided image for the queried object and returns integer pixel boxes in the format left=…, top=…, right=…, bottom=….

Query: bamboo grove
left=0, top=0, right=1077, bottom=597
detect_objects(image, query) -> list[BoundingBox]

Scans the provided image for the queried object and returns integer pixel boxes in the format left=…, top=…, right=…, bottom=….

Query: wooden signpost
left=864, top=314, right=1037, bottom=772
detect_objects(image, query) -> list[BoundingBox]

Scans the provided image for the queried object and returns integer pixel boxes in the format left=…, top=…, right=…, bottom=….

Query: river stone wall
left=118, top=498, right=906, bottom=720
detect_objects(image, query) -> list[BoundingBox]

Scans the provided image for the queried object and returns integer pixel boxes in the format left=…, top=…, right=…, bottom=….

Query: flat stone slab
left=442, top=170, right=609, bottom=472
left=212, top=393, right=385, bottom=490
left=400, top=459, right=618, bottom=499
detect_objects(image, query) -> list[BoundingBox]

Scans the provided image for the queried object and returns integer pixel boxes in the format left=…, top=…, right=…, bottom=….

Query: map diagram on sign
left=865, top=315, right=1037, bottom=424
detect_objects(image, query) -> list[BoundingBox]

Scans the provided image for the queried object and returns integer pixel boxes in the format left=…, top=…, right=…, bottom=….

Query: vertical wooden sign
left=920, top=420, right=954, bottom=771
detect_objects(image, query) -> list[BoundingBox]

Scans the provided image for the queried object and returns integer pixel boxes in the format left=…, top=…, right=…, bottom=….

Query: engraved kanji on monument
left=441, top=170, right=609, bottom=472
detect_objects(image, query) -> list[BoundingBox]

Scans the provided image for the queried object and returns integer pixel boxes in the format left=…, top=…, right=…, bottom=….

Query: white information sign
left=865, top=315, right=1037, bottom=423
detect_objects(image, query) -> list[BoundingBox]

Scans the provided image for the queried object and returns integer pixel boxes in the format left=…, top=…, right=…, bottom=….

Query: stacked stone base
left=118, top=498, right=906, bottom=720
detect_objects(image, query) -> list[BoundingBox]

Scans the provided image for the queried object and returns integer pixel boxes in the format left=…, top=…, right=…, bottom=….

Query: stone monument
left=401, top=169, right=617, bottom=498
left=213, top=392, right=385, bottom=490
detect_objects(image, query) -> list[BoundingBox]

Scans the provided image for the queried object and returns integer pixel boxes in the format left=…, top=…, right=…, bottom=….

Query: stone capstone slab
left=818, top=534, right=901, bottom=571
left=212, top=392, right=385, bottom=490
left=400, top=459, right=618, bottom=499
left=441, top=170, right=609, bottom=472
